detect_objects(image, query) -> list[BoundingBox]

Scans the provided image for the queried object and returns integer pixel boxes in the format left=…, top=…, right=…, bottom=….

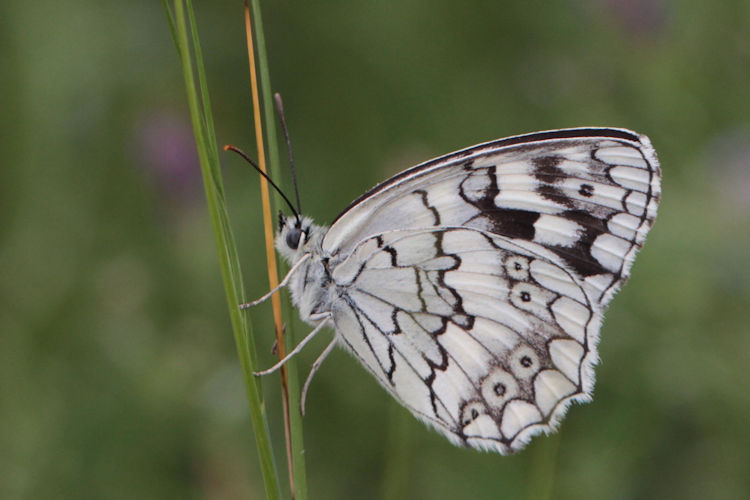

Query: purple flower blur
left=136, top=111, right=202, bottom=207
left=605, top=0, right=669, bottom=40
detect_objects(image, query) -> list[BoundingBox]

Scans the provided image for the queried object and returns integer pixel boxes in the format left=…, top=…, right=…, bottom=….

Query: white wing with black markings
left=269, top=127, right=660, bottom=454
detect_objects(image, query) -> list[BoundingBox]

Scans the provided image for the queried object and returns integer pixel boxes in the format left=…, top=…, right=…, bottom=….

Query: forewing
left=330, top=227, right=602, bottom=454
left=323, top=128, right=660, bottom=307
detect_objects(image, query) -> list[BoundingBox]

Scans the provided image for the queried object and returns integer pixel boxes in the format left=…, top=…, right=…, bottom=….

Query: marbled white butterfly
left=248, top=127, right=661, bottom=454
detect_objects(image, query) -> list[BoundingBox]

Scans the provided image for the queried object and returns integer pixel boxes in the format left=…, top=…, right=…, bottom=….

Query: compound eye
left=285, top=227, right=302, bottom=249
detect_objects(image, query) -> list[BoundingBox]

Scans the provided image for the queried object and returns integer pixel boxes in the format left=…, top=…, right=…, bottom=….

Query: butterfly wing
left=323, top=127, right=660, bottom=306
left=330, top=227, right=603, bottom=453
left=322, top=128, right=660, bottom=453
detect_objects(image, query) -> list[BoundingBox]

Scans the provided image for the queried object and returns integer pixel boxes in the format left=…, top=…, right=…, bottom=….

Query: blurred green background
left=2, top=0, right=750, bottom=498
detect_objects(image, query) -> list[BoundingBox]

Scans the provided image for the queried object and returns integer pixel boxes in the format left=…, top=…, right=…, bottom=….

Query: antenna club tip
left=223, top=144, right=232, bottom=151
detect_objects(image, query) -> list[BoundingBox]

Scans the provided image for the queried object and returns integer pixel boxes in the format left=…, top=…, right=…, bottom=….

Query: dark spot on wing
left=532, top=155, right=565, bottom=184
left=533, top=155, right=576, bottom=208
left=549, top=209, right=610, bottom=277
left=460, top=166, right=540, bottom=240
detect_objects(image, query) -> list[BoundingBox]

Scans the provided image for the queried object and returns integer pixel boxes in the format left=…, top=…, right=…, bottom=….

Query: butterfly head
left=276, top=213, right=319, bottom=263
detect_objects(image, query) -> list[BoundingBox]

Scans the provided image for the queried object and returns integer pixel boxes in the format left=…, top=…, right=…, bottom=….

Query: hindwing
left=331, top=227, right=602, bottom=453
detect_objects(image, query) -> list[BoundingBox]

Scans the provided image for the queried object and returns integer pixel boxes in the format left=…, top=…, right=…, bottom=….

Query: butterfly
left=246, top=127, right=661, bottom=454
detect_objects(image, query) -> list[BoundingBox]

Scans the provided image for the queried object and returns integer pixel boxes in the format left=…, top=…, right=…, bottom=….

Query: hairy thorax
left=287, top=253, right=333, bottom=323
left=275, top=216, right=339, bottom=325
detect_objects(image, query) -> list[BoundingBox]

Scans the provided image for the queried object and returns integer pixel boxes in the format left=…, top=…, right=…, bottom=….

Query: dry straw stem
left=242, top=1, right=294, bottom=494
left=244, top=1, right=308, bottom=499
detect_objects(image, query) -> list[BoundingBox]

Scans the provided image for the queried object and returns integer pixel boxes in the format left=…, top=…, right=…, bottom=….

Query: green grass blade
left=185, top=0, right=221, bottom=175
left=164, top=1, right=280, bottom=498
left=162, top=0, right=179, bottom=50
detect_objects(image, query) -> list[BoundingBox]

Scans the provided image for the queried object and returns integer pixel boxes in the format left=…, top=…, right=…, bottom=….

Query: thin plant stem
left=163, top=1, right=280, bottom=498
left=247, top=0, right=309, bottom=492
left=245, top=1, right=308, bottom=499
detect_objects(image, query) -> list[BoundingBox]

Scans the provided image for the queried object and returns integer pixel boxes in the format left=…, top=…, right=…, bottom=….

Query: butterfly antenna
left=223, top=144, right=301, bottom=221
left=274, top=93, right=302, bottom=218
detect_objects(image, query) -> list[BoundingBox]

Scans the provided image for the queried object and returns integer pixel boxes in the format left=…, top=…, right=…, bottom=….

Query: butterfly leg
left=253, top=314, right=332, bottom=376
left=239, top=253, right=311, bottom=309
left=300, top=337, right=337, bottom=416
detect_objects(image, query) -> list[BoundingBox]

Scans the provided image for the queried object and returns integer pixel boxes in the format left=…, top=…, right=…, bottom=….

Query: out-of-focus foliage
left=2, top=1, right=749, bottom=499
